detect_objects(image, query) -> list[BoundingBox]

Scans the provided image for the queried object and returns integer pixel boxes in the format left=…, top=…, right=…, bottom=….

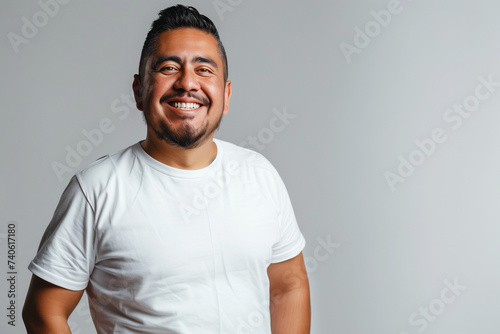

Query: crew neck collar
left=133, top=139, right=223, bottom=179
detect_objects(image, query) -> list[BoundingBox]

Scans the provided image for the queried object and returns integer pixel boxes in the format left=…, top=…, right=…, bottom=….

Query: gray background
left=1, top=0, right=499, bottom=333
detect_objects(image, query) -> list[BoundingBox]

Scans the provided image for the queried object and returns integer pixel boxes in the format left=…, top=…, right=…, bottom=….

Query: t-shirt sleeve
left=28, top=175, right=95, bottom=291
left=270, top=170, right=306, bottom=263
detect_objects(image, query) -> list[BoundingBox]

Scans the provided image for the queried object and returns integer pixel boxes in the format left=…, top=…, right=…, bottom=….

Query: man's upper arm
left=267, top=252, right=309, bottom=299
left=23, top=274, right=84, bottom=333
left=267, top=252, right=311, bottom=333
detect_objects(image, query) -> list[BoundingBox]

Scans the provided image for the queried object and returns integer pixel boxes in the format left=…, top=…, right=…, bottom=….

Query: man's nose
left=173, top=69, right=200, bottom=91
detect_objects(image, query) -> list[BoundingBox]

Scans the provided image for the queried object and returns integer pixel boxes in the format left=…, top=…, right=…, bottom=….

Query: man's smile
left=168, top=101, right=201, bottom=110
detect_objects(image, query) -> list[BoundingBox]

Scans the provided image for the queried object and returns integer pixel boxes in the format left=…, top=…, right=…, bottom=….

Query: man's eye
left=160, top=66, right=175, bottom=71
left=198, top=68, right=212, bottom=74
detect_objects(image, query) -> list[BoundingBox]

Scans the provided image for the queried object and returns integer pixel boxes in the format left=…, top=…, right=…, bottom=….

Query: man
left=23, top=5, right=310, bottom=333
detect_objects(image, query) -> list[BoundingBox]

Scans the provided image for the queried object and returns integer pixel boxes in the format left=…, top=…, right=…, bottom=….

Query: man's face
left=133, top=27, right=231, bottom=148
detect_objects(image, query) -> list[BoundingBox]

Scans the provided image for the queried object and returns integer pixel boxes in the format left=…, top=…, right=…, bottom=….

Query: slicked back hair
left=138, top=5, right=228, bottom=82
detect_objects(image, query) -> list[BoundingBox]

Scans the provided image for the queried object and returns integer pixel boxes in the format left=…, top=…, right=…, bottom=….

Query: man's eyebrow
left=152, top=55, right=182, bottom=71
left=193, top=56, right=218, bottom=69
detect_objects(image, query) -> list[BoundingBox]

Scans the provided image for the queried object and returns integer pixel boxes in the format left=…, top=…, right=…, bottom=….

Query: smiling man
left=23, top=5, right=310, bottom=334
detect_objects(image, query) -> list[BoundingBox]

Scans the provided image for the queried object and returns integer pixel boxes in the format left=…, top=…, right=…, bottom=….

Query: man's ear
left=223, top=80, right=232, bottom=115
left=132, top=74, right=143, bottom=111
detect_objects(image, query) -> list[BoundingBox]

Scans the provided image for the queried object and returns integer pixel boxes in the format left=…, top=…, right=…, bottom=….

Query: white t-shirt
left=29, top=139, right=306, bottom=334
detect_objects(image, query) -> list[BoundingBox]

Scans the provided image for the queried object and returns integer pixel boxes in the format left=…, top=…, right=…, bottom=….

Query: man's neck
left=140, top=136, right=217, bottom=170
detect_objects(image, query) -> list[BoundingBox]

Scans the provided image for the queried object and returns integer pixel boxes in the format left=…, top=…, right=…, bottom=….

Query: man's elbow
left=22, top=298, right=50, bottom=334
left=22, top=306, right=68, bottom=334
left=22, top=303, right=41, bottom=333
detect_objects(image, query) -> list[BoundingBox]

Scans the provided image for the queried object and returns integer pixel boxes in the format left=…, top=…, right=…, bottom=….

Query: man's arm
left=23, top=275, right=84, bottom=334
left=267, top=252, right=311, bottom=334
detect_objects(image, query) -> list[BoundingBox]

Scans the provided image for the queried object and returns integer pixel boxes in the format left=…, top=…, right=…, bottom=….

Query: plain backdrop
left=2, top=0, right=500, bottom=333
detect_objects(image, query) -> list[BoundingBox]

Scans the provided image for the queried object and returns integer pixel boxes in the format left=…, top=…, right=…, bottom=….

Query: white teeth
left=172, top=102, right=200, bottom=110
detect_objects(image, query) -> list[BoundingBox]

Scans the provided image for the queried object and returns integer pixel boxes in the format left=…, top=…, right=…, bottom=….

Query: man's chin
left=165, top=135, right=208, bottom=149
left=155, top=124, right=209, bottom=149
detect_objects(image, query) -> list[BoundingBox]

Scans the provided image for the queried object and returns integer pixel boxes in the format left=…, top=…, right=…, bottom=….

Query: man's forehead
left=155, top=28, right=218, bottom=53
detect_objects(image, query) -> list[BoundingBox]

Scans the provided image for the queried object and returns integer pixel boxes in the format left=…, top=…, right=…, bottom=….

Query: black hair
left=138, top=5, right=228, bottom=81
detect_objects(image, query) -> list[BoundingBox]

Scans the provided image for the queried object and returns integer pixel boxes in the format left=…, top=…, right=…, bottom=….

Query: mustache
left=160, top=92, right=210, bottom=106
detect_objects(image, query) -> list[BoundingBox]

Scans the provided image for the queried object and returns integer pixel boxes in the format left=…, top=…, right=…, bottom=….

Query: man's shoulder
left=216, top=139, right=276, bottom=172
left=74, top=142, right=140, bottom=188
